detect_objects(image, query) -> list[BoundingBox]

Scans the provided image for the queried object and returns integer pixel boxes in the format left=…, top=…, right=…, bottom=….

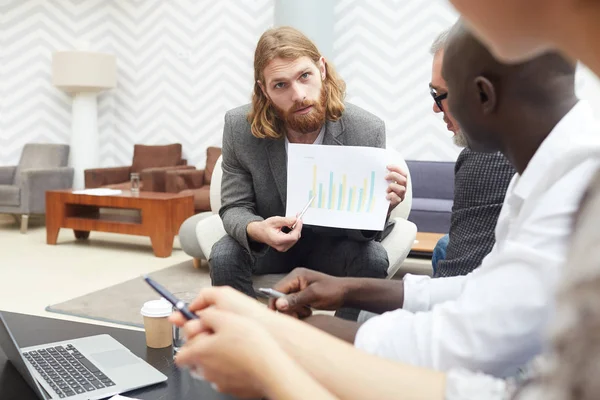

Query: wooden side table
left=410, top=232, right=446, bottom=257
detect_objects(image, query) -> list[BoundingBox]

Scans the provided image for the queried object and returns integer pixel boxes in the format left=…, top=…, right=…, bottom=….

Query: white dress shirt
left=355, top=101, right=600, bottom=378
left=284, top=124, right=326, bottom=153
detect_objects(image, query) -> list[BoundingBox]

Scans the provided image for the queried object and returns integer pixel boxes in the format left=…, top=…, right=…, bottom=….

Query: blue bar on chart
left=357, top=189, right=364, bottom=212
left=367, top=171, right=375, bottom=211
left=328, top=172, right=333, bottom=209
left=319, top=183, right=323, bottom=208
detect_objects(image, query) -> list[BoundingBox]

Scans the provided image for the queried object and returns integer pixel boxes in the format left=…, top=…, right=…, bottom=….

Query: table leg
left=74, top=230, right=90, bottom=240
left=150, top=233, right=175, bottom=257
left=46, top=194, right=63, bottom=245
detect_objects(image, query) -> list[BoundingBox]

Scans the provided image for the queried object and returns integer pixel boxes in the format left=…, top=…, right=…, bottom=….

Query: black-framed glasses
left=429, top=86, right=448, bottom=111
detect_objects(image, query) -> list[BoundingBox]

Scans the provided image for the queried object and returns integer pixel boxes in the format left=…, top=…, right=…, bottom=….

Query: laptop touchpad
left=90, top=349, right=140, bottom=369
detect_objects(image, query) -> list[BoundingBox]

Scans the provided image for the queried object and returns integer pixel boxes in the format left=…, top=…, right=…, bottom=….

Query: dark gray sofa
left=406, top=160, right=455, bottom=233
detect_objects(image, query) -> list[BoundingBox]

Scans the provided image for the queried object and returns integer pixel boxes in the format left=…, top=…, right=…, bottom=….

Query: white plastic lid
left=141, top=298, right=172, bottom=318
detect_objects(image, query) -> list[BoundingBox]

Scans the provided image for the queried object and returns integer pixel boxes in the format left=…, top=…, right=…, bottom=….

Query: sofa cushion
left=0, top=185, right=20, bottom=206
left=408, top=210, right=452, bottom=233
left=131, top=144, right=182, bottom=173
left=411, top=198, right=453, bottom=213
left=185, top=186, right=211, bottom=211
left=406, top=160, right=455, bottom=200
left=204, top=147, right=222, bottom=185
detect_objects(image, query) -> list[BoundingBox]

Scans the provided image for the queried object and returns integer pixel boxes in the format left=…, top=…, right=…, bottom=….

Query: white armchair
left=179, top=150, right=417, bottom=282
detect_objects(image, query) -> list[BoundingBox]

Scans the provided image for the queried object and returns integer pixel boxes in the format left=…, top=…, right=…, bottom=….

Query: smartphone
left=258, top=288, right=286, bottom=299
left=143, top=275, right=199, bottom=320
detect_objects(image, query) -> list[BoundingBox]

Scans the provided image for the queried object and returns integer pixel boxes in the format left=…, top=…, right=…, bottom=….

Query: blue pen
left=143, top=275, right=199, bottom=320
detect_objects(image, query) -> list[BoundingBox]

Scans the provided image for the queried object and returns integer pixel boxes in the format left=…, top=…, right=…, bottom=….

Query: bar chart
left=308, top=166, right=377, bottom=213
left=286, top=143, right=390, bottom=230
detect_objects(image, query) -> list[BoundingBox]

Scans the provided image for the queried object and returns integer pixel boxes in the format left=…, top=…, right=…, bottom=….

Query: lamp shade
left=52, top=51, right=116, bottom=93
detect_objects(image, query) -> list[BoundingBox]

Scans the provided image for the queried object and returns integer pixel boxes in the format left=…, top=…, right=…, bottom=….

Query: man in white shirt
left=268, top=24, right=600, bottom=378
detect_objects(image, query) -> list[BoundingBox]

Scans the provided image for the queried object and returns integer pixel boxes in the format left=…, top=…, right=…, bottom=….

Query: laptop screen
left=0, top=312, right=49, bottom=399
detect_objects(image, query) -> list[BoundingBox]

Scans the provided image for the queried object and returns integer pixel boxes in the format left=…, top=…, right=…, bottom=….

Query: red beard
left=273, top=85, right=327, bottom=134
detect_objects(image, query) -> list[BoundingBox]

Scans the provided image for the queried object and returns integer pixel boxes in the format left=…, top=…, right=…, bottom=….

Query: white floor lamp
left=52, top=51, right=116, bottom=189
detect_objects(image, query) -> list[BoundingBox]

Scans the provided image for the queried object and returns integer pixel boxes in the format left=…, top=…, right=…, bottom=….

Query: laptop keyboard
left=23, top=344, right=115, bottom=398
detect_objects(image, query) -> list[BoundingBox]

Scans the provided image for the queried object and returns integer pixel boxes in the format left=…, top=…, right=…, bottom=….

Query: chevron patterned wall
left=2, top=0, right=600, bottom=167
left=332, top=0, right=462, bottom=161
left=0, top=0, right=274, bottom=167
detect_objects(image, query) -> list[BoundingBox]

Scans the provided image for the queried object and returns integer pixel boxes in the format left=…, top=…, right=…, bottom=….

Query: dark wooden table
left=0, top=312, right=237, bottom=400
left=45, top=190, right=194, bottom=257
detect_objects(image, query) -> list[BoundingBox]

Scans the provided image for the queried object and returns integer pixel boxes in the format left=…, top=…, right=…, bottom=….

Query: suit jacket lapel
left=324, top=118, right=344, bottom=145
left=266, top=138, right=287, bottom=206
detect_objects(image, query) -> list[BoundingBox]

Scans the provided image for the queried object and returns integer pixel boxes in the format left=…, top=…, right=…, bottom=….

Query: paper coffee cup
left=141, top=298, right=173, bottom=349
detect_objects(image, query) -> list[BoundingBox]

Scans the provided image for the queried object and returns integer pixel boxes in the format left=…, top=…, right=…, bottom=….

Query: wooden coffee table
left=410, top=232, right=446, bottom=256
left=45, top=189, right=194, bottom=257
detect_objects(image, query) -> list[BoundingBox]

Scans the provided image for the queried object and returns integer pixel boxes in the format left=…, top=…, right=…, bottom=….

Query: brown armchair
left=165, top=147, right=222, bottom=212
left=84, top=143, right=190, bottom=191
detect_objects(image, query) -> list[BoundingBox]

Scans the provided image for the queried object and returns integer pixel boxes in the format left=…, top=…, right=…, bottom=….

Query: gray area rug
left=46, top=260, right=284, bottom=328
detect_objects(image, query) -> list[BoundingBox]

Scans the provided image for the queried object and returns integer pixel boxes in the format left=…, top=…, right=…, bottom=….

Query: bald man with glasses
left=427, top=29, right=515, bottom=277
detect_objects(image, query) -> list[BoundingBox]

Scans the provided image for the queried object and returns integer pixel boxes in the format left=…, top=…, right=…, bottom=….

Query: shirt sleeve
left=355, top=241, right=556, bottom=376
left=402, top=274, right=469, bottom=312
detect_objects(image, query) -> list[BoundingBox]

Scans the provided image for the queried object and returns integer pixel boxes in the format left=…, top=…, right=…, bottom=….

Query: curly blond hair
left=248, top=26, right=346, bottom=139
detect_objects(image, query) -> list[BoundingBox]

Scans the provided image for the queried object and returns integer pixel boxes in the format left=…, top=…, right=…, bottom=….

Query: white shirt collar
left=284, top=124, right=326, bottom=152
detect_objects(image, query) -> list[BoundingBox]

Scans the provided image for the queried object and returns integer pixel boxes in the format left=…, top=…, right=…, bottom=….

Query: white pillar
left=274, top=0, right=335, bottom=59
left=70, top=92, right=100, bottom=189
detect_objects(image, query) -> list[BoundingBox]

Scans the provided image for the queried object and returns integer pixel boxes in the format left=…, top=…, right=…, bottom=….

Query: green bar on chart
left=328, top=172, right=333, bottom=209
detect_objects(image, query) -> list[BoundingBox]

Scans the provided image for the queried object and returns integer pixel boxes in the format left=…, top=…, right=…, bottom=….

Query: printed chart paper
left=286, top=144, right=390, bottom=230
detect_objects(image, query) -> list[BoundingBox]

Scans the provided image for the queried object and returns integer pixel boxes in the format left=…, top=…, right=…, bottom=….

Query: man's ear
left=318, top=57, right=326, bottom=80
left=257, top=80, right=269, bottom=99
left=474, top=76, right=496, bottom=114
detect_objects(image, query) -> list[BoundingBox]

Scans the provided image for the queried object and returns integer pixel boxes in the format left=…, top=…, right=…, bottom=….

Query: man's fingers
left=284, top=287, right=318, bottom=311
left=272, top=271, right=305, bottom=297
left=174, top=331, right=214, bottom=368
left=169, top=311, right=187, bottom=327
left=292, top=218, right=303, bottom=236
left=297, top=306, right=313, bottom=319
left=182, top=319, right=211, bottom=340
left=274, top=296, right=290, bottom=311
left=194, top=308, right=235, bottom=332
left=270, top=216, right=297, bottom=228
left=387, top=164, right=408, bottom=177
left=268, top=298, right=277, bottom=310
left=386, top=172, right=407, bottom=186
left=386, top=192, right=403, bottom=205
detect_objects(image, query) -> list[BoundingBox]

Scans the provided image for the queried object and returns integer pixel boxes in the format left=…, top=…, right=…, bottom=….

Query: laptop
left=0, top=312, right=167, bottom=399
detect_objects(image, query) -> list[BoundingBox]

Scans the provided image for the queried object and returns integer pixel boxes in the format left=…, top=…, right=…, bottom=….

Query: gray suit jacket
left=219, top=103, right=386, bottom=257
